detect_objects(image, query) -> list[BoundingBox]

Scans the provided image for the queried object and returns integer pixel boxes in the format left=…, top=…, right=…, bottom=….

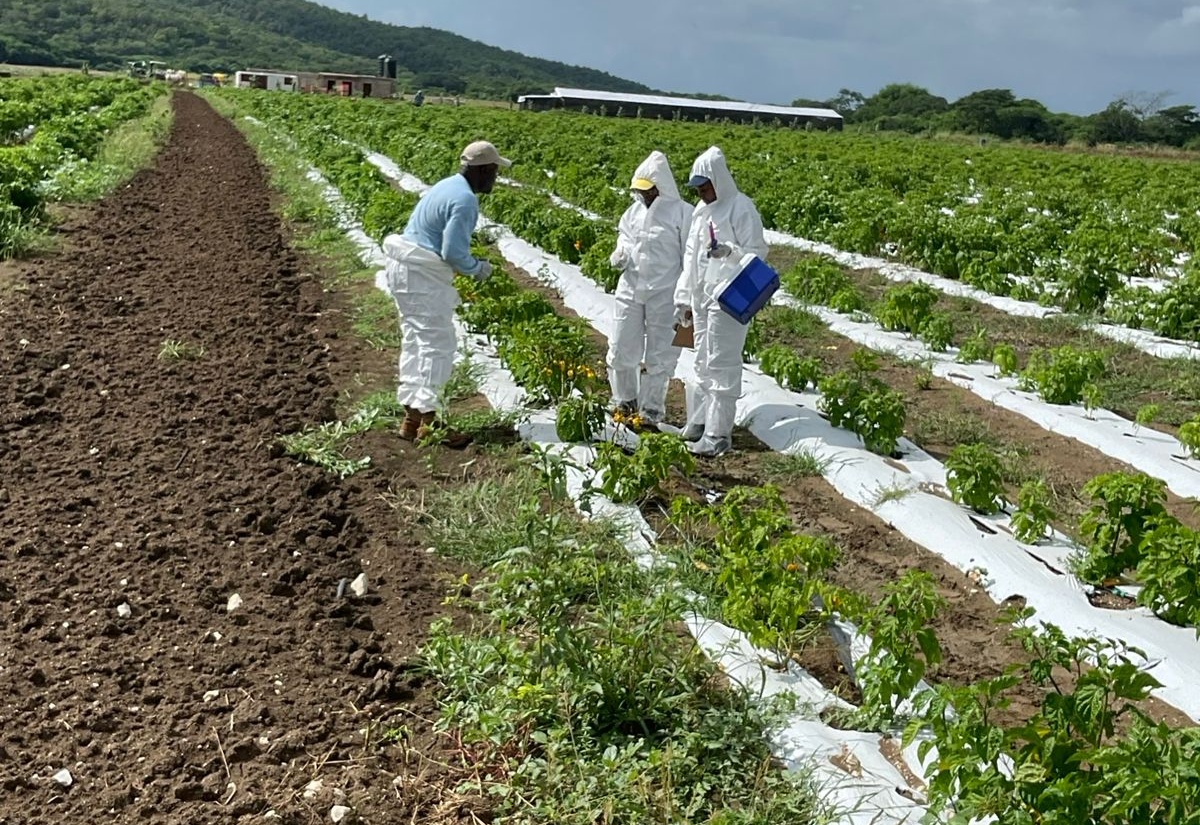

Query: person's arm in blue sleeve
left=440, top=195, right=483, bottom=276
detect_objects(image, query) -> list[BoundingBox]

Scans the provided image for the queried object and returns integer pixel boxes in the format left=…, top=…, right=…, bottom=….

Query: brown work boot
left=398, top=405, right=421, bottom=441
left=417, top=412, right=473, bottom=449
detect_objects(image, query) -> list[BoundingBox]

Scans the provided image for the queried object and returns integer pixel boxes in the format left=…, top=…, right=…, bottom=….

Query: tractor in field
left=126, top=60, right=168, bottom=82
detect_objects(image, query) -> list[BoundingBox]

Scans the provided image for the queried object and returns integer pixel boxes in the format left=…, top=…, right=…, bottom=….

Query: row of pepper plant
left=220, top=89, right=1200, bottom=341
left=1, top=76, right=163, bottom=256
left=246, top=94, right=1200, bottom=824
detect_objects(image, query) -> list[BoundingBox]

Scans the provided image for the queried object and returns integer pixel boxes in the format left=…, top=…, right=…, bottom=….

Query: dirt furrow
left=0, top=93, right=466, bottom=824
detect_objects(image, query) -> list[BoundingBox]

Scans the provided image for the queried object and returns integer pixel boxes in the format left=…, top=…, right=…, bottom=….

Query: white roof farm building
left=518, top=87, right=843, bottom=130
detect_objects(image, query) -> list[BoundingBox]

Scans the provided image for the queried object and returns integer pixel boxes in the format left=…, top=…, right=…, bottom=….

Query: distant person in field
left=673, top=145, right=768, bottom=457
left=607, top=150, right=693, bottom=427
left=381, top=140, right=510, bottom=448
left=412, top=89, right=425, bottom=107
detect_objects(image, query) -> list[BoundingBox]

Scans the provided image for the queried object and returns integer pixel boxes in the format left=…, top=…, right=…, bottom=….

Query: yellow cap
left=630, top=177, right=655, bottom=191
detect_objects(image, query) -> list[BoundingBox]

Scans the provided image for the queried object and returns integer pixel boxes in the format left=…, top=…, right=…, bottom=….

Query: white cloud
left=323, top=0, right=1200, bottom=113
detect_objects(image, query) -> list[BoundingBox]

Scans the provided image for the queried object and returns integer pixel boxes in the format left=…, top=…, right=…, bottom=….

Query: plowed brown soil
left=0, top=93, right=480, bottom=824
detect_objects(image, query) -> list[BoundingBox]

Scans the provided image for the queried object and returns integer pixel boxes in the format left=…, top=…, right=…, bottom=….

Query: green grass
left=157, top=338, right=205, bottom=361
left=415, top=465, right=836, bottom=825
left=276, top=391, right=405, bottom=477
left=761, top=448, right=831, bottom=481
left=757, top=304, right=828, bottom=344
left=443, top=356, right=484, bottom=402
left=0, top=211, right=53, bottom=260
left=870, top=482, right=914, bottom=508
left=909, top=408, right=1000, bottom=449
left=351, top=288, right=401, bottom=350
left=1099, top=355, right=1200, bottom=428
left=46, top=92, right=174, bottom=203
left=908, top=409, right=1034, bottom=486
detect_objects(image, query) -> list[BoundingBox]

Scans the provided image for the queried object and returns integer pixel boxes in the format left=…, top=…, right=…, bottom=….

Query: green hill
left=0, top=0, right=653, bottom=99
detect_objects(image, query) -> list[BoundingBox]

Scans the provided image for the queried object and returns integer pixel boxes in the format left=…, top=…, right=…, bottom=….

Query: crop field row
left=230, top=92, right=1200, bottom=343
left=216, top=90, right=1200, bottom=825
left=0, top=76, right=163, bottom=256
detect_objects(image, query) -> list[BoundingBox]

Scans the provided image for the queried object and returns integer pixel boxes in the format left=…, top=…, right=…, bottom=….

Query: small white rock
left=264, top=811, right=281, bottom=821
left=53, top=768, right=73, bottom=787
left=329, top=805, right=352, bottom=824
left=117, top=603, right=132, bottom=619
left=202, top=690, right=221, bottom=703
left=226, top=594, right=243, bottom=613
left=348, top=574, right=368, bottom=598
left=302, top=779, right=323, bottom=801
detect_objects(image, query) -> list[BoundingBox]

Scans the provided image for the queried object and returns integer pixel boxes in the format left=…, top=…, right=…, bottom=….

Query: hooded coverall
left=607, top=151, right=694, bottom=421
left=674, top=146, right=769, bottom=457
left=383, top=173, right=488, bottom=418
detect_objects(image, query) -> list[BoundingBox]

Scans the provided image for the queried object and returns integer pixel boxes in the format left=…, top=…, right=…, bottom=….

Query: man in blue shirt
left=382, top=140, right=510, bottom=446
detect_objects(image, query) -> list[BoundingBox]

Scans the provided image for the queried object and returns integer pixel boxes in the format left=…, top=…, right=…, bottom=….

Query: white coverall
left=607, top=151, right=694, bottom=421
left=383, top=235, right=461, bottom=414
left=673, top=146, right=769, bottom=456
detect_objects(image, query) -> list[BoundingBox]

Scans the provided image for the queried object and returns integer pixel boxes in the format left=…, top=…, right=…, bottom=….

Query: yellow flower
left=574, top=239, right=583, bottom=251
left=567, top=370, right=575, bottom=378
left=786, top=563, right=800, bottom=572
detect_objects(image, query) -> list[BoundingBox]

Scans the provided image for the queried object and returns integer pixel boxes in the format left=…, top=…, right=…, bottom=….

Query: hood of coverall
left=689, top=146, right=740, bottom=207
left=689, top=146, right=744, bottom=247
left=631, top=150, right=682, bottom=202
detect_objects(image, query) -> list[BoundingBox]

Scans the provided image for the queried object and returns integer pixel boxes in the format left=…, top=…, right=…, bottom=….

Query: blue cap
left=687, top=174, right=710, bottom=188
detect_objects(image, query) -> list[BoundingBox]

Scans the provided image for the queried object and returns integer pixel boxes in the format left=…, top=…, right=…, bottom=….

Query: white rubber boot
left=687, top=395, right=736, bottom=457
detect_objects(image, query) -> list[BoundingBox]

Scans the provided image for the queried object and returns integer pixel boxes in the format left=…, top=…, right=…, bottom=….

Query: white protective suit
left=673, top=146, right=769, bottom=456
left=382, top=234, right=461, bottom=414
left=607, top=151, right=694, bottom=421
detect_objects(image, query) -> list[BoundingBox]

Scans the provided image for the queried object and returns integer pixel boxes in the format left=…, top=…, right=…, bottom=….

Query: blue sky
left=324, top=0, right=1200, bottom=114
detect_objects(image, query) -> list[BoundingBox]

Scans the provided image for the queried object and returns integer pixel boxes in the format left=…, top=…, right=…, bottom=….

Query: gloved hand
left=609, top=246, right=630, bottom=269
left=673, top=304, right=693, bottom=328
left=473, top=260, right=494, bottom=281
left=706, top=243, right=733, bottom=259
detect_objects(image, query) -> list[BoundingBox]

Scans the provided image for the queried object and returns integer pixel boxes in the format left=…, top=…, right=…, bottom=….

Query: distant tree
left=1002, top=100, right=1063, bottom=142
left=0, top=0, right=656, bottom=100
left=1087, top=100, right=1143, bottom=144
left=680, top=91, right=739, bottom=101
left=1120, top=90, right=1173, bottom=120
left=829, top=88, right=865, bottom=116
left=790, top=97, right=827, bottom=109
left=415, top=72, right=466, bottom=94
left=1141, top=104, right=1200, bottom=146
left=950, top=88, right=1018, bottom=135
left=857, top=83, right=949, bottom=122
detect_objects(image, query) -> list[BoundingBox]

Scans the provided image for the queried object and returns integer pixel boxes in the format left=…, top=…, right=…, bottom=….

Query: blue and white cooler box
left=716, top=253, right=780, bottom=325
